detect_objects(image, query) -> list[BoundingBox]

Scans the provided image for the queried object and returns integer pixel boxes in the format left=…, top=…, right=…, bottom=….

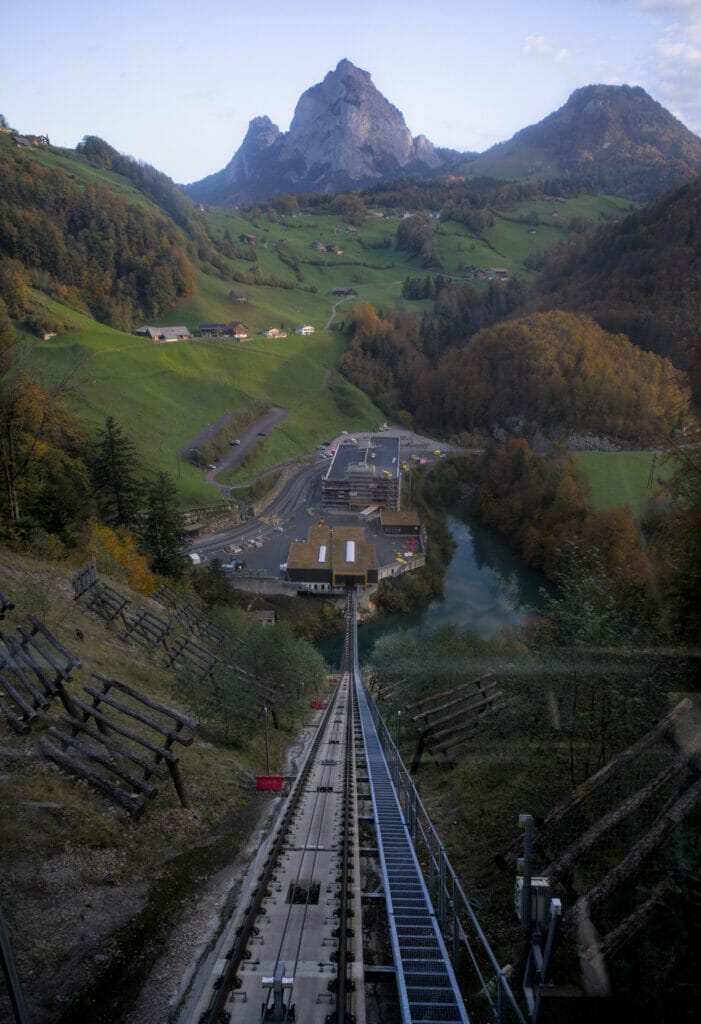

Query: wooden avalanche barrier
left=40, top=670, right=198, bottom=815
left=0, top=615, right=82, bottom=733
left=405, top=672, right=505, bottom=771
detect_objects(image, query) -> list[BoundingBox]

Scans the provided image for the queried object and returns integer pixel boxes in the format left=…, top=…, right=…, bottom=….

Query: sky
left=3, top=0, right=700, bottom=184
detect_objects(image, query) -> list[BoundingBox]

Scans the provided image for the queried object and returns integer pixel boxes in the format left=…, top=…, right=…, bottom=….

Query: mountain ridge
left=461, top=83, right=701, bottom=202
left=186, top=59, right=456, bottom=204
left=186, top=65, right=701, bottom=206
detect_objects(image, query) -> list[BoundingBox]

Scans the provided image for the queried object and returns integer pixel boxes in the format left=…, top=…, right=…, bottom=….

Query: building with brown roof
left=285, top=525, right=377, bottom=592
left=380, top=510, right=420, bottom=535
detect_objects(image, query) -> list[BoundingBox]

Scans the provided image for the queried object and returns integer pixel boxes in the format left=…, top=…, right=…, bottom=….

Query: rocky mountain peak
left=186, top=59, right=444, bottom=204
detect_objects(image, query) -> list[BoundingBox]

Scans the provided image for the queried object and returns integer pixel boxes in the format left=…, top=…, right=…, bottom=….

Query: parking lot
left=191, top=428, right=446, bottom=576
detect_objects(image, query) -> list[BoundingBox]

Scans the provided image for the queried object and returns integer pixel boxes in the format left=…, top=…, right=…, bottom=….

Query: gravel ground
left=125, top=721, right=318, bottom=1024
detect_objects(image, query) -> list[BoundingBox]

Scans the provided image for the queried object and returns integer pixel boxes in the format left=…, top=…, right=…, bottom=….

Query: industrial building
left=321, top=435, right=401, bottom=512
left=285, top=525, right=378, bottom=592
left=380, top=510, right=420, bottom=535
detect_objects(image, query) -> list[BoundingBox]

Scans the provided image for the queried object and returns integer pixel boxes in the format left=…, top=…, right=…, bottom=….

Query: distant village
left=133, top=321, right=315, bottom=344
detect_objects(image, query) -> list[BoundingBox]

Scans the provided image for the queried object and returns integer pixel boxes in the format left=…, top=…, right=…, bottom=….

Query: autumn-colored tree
left=0, top=370, right=82, bottom=524
left=84, top=519, right=155, bottom=595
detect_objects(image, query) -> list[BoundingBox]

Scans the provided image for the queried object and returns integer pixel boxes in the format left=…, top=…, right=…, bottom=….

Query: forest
left=532, top=175, right=701, bottom=396
left=0, top=136, right=196, bottom=330
left=341, top=305, right=689, bottom=442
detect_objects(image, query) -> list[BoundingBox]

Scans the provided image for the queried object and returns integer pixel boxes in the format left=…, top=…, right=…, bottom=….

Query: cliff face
left=186, top=59, right=446, bottom=204
left=187, top=71, right=701, bottom=206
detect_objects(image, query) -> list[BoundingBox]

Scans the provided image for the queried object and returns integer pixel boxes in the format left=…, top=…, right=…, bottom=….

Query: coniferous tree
left=143, top=471, right=186, bottom=579
left=93, top=416, right=141, bottom=527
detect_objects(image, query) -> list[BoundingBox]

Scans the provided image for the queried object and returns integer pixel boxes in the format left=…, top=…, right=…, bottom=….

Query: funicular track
left=190, top=591, right=523, bottom=1024
left=193, top=627, right=358, bottom=1024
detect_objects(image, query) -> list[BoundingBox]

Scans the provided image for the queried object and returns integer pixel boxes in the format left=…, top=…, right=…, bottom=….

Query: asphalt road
left=189, top=425, right=459, bottom=574
left=185, top=407, right=289, bottom=488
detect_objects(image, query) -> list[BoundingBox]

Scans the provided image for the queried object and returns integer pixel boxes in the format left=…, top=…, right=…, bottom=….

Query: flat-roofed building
left=285, top=525, right=377, bottom=591
left=322, top=435, right=401, bottom=512
left=380, top=509, right=420, bottom=535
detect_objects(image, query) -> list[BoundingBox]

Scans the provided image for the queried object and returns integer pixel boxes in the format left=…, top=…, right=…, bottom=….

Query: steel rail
left=261, top=693, right=346, bottom=1020
left=335, top=591, right=356, bottom=1023
left=199, top=682, right=341, bottom=1024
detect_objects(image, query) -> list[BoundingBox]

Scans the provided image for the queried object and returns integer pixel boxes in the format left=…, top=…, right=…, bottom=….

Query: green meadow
left=576, top=450, right=661, bottom=515
left=33, top=307, right=382, bottom=506
left=17, top=142, right=640, bottom=508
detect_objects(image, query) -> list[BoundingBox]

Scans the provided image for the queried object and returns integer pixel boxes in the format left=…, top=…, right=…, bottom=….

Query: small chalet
left=487, top=268, right=509, bottom=281
left=13, top=134, right=49, bottom=149
left=332, top=287, right=358, bottom=298
left=239, top=234, right=257, bottom=245
left=199, top=323, right=227, bottom=337
left=134, top=326, right=191, bottom=342
left=262, top=328, right=287, bottom=339
left=295, top=324, right=315, bottom=335
left=229, top=289, right=248, bottom=303
left=227, top=321, right=249, bottom=340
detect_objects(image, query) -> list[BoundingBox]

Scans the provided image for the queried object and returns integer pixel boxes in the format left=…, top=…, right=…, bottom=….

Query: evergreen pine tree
left=143, top=471, right=186, bottom=579
left=93, top=416, right=141, bottom=527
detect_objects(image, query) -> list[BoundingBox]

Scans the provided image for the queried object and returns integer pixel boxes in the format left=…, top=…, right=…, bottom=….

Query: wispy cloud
left=523, top=34, right=571, bottom=62
left=633, top=0, right=701, bottom=130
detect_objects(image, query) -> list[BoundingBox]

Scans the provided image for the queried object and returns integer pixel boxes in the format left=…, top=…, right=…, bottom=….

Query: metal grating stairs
left=355, top=676, right=470, bottom=1023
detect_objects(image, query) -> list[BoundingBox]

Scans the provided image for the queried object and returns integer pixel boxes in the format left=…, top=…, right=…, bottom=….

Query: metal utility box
left=515, top=876, right=552, bottom=930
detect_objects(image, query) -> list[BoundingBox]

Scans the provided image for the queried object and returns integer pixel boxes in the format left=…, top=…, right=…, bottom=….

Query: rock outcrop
left=186, top=59, right=447, bottom=204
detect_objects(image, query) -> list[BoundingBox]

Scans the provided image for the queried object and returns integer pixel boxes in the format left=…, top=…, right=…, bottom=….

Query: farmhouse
left=13, top=134, right=49, bottom=149
left=295, top=324, right=315, bottom=335
left=134, top=326, right=191, bottom=342
left=239, top=234, right=257, bottom=245
left=487, top=268, right=510, bottom=281
left=332, top=287, right=358, bottom=298
left=262, top=328, right=287, bottom=339
left=228, top=321, right=249, bottom=340
left=322, top=435, right=401, bottom=512
left=229, top=290, right=248, bottom=303
left=199, top=323, right=227, bottom=337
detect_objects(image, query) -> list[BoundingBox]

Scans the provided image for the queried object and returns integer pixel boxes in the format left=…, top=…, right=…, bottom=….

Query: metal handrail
left=350, top=592, right=526, bottom=1024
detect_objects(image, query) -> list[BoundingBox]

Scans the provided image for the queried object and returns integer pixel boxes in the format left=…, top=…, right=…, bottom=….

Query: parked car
left=258, top=431, right=266, bottom=436
left=231, top=439, right=240, bottom=445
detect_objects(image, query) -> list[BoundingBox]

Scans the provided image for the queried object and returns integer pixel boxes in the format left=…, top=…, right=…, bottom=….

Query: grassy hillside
left=0, top=546, right=331, bottom=1023
left=1, top=138, right=637, bottom=510
left=576, top=450, right=661, bottom=515
left=30, top=300, right=381, bottom=506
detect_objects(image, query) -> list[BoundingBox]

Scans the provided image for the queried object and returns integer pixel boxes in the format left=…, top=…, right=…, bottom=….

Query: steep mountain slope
left=461, top=85, right=701, bottom=202
left=188, top=74, right=701, bottom=207
left=534, top=175, right=701, bottom=392
left=186, top=59, right=451, bottom=204
left=0, top=133, right=219, bottom=330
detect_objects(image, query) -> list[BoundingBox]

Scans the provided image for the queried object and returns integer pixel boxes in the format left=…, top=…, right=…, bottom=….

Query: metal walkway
left=355, top=672, right=470, bottom=1023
